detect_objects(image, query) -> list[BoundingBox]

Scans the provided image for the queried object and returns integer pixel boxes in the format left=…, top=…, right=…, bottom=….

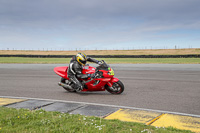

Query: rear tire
left=105, top=80, right=124, bottom=94
left=61, top=78, right=76, bottom=92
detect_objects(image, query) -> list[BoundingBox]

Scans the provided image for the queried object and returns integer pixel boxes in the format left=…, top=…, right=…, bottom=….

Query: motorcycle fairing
left=82, top=79, right=106, bottom=91
left=83, top=77, right=119, bottom=91
left=82, top=66, right=95, bottom=74
left=81, top=66, right=118, bottom=90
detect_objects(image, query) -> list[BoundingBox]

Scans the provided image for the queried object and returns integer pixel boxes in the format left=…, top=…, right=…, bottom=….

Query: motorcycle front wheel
left=105, top=80, right=124, bottom=94
left=61, top=78, right=76, bottom=92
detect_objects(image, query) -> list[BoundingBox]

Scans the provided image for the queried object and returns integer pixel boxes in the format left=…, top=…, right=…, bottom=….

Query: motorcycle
left=54, top=60, right=124, bottom=94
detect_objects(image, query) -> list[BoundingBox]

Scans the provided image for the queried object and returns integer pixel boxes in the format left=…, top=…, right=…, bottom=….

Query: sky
left=0, top=0, right=200, bottom=50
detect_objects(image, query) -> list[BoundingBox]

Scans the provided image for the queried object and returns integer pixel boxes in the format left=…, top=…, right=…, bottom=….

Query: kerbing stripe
left=146, top=113, right=166, bottom=125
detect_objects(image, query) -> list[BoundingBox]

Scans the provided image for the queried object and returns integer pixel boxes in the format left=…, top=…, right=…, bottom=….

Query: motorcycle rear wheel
left=61, top=78, right=76, bottom=92
left=105, top=80, right=124, bottom=94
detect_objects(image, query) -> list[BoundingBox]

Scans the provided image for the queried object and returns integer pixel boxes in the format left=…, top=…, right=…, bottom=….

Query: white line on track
left=1, top=95, right=200, bottom=118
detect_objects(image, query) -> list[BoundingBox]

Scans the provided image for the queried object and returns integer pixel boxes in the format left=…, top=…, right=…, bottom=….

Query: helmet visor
left=80, top=59, right=86, bottom=65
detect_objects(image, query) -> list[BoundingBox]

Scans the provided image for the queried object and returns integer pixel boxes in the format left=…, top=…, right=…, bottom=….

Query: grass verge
left=0, top=107, right=192, bottom=133
left=0, top=57, right=200, bottom=64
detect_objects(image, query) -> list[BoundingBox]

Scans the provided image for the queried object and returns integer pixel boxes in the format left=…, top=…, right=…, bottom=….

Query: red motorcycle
left=54, top=60, right=124, bottom=94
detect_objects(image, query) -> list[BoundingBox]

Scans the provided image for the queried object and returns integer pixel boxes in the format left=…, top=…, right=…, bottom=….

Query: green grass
left=0, top=57, right=200, bottom=64
left=0, top=107, right=192, bottom=133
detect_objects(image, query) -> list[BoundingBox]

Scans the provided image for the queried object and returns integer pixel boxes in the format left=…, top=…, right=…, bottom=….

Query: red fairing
left=82, top=66, right=95, bottom=74
left=54, top=66, right=69, bottom=79
left=82, top=78, right=106, bottom=91
left=111, top=77, right=119, bottom=83
left=106, top=77, right=119, bottom=87
left=81, top=66, right=111, bottom=91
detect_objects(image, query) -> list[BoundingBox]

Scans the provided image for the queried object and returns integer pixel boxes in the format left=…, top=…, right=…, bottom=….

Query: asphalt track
left=0, top=64, right=200, bottom=115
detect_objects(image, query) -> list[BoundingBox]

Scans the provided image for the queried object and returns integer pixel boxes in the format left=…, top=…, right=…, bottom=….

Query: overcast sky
left=0, top=0, right=200, bottom=50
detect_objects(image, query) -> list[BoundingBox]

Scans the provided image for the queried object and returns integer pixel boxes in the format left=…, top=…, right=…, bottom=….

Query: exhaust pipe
left=58, top=82, right=74, bottom=90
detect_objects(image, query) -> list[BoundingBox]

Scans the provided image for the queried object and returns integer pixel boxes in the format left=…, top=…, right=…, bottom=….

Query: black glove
left=91, top=73, right=96, bottom=78
left=87, top=73, right=95, bottom=78
left=98, top=61, right=103, bottom=65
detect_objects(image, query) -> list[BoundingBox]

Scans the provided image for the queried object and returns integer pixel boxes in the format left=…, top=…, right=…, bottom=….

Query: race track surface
left=0, top=64, right=200, bottom=115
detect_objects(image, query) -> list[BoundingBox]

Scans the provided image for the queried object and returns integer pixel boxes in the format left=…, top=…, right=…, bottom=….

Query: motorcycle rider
left=67, top=52, right=102, bottom=92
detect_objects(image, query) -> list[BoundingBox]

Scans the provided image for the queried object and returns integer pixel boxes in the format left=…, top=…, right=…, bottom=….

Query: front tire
left=60, top=78, right=76, bottom=92
left=105, top=80, right=124, bottom=94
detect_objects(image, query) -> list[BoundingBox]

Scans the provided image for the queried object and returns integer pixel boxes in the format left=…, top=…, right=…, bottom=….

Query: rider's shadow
left=64, top=91, right=111, bottom=96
